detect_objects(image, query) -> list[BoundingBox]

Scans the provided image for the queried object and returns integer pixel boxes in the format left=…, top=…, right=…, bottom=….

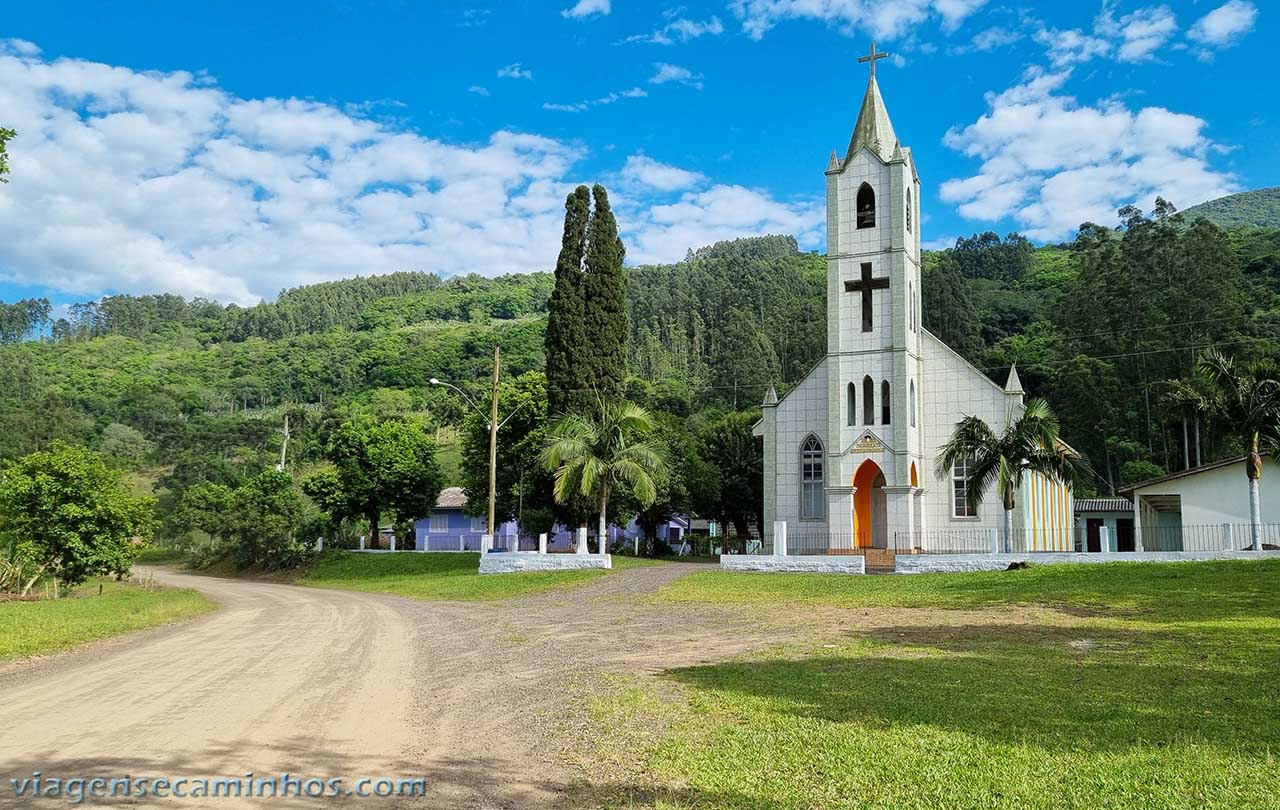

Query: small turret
left=1004, top=364, right=1025, bottom=397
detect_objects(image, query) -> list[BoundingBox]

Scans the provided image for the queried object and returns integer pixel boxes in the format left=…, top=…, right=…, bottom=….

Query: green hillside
left=1, top=209, right=1278, bottom=541
left=1182, top=187, right=1280, bottom=229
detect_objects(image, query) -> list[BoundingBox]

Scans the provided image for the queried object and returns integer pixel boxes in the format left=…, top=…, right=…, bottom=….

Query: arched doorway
left=852, top=459, right=887, bottom=548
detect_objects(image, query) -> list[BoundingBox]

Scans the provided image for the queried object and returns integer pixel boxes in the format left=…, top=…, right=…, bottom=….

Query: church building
left=755, top=50, right=1072, bottom=556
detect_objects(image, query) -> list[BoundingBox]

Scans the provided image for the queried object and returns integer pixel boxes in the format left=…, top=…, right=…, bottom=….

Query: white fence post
left=316, top=536, right=324, bottom=552
left=538, top=533, right=547, bottom=554
left=992, top=529, right=1000, bottom=556
left=390, top=532, right=397, bottom=552
left=773, top=521, right=787, bottom=557
left=1223, top=523, right=1233, bottom=552
left=481, top=534, right=492, bottom=554
left=1098, top=525, right=1110, bottom=555
left=458, top=535, right=465, bottom=552
left=576, top=527, right=588, bottom=555
left=358, top=534, right=366, bottom=551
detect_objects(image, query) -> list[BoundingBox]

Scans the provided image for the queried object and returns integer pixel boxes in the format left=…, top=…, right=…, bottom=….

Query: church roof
left=846, top=74, right=899, bottom=164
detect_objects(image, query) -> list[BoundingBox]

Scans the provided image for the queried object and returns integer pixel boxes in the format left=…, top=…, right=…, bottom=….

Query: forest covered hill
left=1, top=200, right=1278, bottom=535
left=1181, top=187, right=1280, bottom=229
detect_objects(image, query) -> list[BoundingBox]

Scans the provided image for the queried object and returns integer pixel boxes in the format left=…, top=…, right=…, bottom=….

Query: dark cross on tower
left=845, top=262, right=890, bottom=333
left=858, top=41, right=889, bottom=78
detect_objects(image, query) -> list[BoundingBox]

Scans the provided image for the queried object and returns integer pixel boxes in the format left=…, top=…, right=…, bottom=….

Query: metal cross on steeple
left=858, top=41, right=889, bottom=78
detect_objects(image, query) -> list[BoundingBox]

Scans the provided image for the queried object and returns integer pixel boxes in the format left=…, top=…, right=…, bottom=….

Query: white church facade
left=755, top=55, right=1072, bottom=555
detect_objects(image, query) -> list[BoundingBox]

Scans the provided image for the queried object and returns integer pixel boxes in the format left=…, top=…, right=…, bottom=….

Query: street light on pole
left=429, top=346, right=531, bottom=542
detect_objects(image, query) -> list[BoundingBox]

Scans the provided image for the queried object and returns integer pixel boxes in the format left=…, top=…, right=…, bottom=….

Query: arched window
left=800, top=435, right=825, bottom=520
left=906, top=187, right=913, bottom=233
left=881, top=381, right=891, bottom=425
left=862, top=375, right=875, bottom=425
left=909, top=380, right=917, bottom=427
left=856, top=183, right=875, bottom=229
left=846, top=382, right=856, bottom=427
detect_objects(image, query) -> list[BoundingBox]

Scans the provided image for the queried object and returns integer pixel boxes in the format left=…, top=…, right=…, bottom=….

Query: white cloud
left=729, top=0, right=987, bottom=41
left=1034, top=28, right=1112, bottom=67
left=649, top=62, right=703, bottom=89
left=625, top=15, right=725, bottom=45
left=966, top=26, right=1023, bottom=52
left=496, top=63, right=532, bottom=80
left=562, top=0, right=610, bottom=19
left=0, top=42, right=817, bottom=301
left=1038, top=4, right=1180, bottom=66
left=1096, top=5, right=1179, bottom=62
left=620, top=155, right=706, bottom=192
left=939, top=67, right=1238, bottom=240
left=624, top=184, right=823, bottom=264
left=1188, top=0, right=1258, bottom=46
left=467, top=85, right=490, bottom=96
left=543, top=86, right=647, bottom=113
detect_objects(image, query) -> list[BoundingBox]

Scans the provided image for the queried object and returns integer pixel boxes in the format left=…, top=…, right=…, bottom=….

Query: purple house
left=414, top=487, right=517, bottom=551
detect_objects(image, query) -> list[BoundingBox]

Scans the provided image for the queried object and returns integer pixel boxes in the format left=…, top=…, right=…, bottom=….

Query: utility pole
left=276, top=412, right=290, bottom=472
left=488, top=344, right=500, bottom=537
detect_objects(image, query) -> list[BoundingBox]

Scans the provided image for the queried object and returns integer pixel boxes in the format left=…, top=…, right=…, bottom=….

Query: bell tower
left=823, top=44, right=925, bottom=548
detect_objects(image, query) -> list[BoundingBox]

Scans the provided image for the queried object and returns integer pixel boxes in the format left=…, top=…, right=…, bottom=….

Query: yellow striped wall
left=1022, top=472, right=1074, bottom=551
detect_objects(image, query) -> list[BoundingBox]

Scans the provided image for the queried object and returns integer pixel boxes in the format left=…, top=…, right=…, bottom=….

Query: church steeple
left=846, top=75, right=899, bottom=163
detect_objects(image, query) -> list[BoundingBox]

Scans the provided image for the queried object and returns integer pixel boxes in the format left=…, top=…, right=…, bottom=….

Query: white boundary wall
left=896, top=549, right=1280, bottom=574
left=479, top=552, right=612, bottom=574
left=720, top=555, right=866, bottom=574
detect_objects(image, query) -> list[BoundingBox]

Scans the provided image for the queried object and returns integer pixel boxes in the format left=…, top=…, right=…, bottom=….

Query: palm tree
left=542, top=401, right=666, bottom=554
left=936, top=399, right=1088, bottom=553
left=1183, top=349, right=1280, bottom=549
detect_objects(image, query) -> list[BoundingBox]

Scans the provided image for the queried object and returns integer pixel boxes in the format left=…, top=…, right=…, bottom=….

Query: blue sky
left=0, top=0, right=1271, bottom=307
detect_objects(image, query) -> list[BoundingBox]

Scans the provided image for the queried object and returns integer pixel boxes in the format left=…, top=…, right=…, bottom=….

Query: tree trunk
left=1002, top=508, right=1014, bottom=554
left=597, top=488, right=609, bottom=555
left=1248, top=437, right=1264, bottom=551
left=367, top=509, right=381, bottom=551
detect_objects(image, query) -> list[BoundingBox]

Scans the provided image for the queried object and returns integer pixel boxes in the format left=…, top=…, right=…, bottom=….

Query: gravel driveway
left=0, top=563, right=783, bottom=809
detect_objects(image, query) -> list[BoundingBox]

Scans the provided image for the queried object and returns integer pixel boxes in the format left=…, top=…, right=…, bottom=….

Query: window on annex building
left=429, top=514, right=449, bottom=533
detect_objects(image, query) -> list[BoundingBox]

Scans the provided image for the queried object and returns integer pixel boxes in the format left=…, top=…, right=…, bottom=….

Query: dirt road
left=0, top=564, right=784, bottom=809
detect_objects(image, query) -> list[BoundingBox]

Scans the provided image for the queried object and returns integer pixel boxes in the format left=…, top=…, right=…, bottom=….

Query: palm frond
left=935, top=416, right=998, bottom=480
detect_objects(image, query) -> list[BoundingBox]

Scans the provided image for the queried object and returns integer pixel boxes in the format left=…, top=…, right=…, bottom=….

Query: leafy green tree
left=692, top=412, right=764, bottom=545
left=542, top=401, right=665, bottom=552
left=0, top=442, right=152, bottom=588
left=921, top=260, right=981, bottom=359
left=304, top=419, right=444, bottom=547
left=100, top=423, right=154, bottom=463
left=224, top=469, right=306, bottom=569
left=613, top=414, right=702, bottom=555
left=1119, top=459, right=1164, bottom=487
left=709, top=308, right=781, bottom=409
left=0, top=127, right=14, bottom=182
left=173, top=482, right=235, bottom=546
left=581, top=184, right=629, bottom=402
left=937, top=399, right=1089, bottom=553
left=1170, top=349, right=1280, bottom=548
left=545, top=186, right=591, bottom=416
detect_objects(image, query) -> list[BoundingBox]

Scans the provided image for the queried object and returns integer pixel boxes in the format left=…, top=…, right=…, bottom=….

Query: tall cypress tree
left=581, top=184, right=629, bottom=403
left=545, top=185, right=591, bottom=417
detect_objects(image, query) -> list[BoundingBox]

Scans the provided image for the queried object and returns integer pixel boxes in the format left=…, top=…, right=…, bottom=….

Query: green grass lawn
left=592, top=560, right=1280, bottom=809
left=299, top=551, right=634, bottom=601
left=0, top=580, right=215, bottom=663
